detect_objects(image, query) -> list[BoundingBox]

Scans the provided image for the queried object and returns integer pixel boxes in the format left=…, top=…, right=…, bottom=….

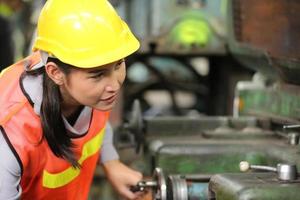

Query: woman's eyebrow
left=88, top=59, right=124, bottom=74
left=88, top=68, right=106, bottom=74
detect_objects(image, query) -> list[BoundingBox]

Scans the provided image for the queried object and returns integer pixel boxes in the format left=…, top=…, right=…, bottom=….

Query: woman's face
left=59, top=59, right=126, bottom=111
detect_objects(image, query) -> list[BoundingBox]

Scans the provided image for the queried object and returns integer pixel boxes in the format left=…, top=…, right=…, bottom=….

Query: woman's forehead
left=75, top=59, right=124, bottom=73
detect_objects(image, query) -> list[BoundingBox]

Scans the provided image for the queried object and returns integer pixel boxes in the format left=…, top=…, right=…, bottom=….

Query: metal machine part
left=287, top=133, right=300, bottom=146
left=167, top=175, right=188, bottom=200
left=132, top=168, right=213, bottom=200
left=239, top=161, right=298, bottom=181
left=283, top=125, right=300, bottom=145
left=130, top=180, right=157, bottom=192
left=120, top=99, right=144, bottom=153
left=283, top=124, right=300, bottom=129
left=167, top=174, right=211, bottom=200
left=274, top=131, right=300, bottom=146
left=131, top=168, right=167, bottom=200
left=152, top=168, right=167, bottom=200
left=119, top=100, right=275, bottom=155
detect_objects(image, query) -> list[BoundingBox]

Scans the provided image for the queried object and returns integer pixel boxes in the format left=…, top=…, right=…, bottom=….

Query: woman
left=0, top=0, right=143, bottom=199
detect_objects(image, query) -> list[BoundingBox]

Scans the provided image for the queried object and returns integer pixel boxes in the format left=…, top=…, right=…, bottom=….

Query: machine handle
left=240, top=161, right=298, bottom=181
left=130, top=180, right=158, bottom=192
left=130, top=185, right=144, bottom=192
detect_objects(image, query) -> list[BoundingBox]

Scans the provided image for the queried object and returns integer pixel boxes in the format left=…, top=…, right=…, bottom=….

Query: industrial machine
left=118, top=0, right=300, bottom=199
left=112, top=0, right=249, bottom=117
left=123, top=100, right=300, bottom=200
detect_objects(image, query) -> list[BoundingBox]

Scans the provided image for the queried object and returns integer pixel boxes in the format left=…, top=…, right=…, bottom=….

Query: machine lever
left=283, top=124, right=300, bottom=129
left=240, top=161, right=298, bottom=181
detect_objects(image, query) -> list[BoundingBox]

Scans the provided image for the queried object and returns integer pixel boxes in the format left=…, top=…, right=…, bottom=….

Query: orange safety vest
left=0, top=52, right=110, bottom=200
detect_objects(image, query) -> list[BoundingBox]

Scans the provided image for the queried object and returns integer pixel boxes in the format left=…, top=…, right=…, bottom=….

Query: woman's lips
left=101, top=94, right=117, bottom=103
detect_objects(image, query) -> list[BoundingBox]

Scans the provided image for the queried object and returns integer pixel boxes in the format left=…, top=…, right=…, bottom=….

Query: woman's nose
left=105, top=76, right=121, bottom=92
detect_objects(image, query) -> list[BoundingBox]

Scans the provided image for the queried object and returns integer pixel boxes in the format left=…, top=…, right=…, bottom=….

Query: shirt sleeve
left=100, top=122, right=119, bottom=163
left=0, top=131, right=22, bottom=200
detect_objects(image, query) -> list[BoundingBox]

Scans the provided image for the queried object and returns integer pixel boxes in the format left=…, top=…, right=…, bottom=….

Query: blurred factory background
left=2, top=0, right=300, bottom=199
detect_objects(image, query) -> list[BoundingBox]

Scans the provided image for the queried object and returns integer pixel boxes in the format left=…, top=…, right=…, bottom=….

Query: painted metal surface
left=114, top=0, right=227, bottom=54
left=237, top=83, right=300, bottom=122
left=209, top=173, right=300, bottom=200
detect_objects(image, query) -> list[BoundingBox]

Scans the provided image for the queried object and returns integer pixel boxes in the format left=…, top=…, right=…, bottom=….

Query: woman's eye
left=119, top=60, right=125, bottom=65
left=90, top=72, right=104, bottom=79
left=115, top=59, right=125, bottom=69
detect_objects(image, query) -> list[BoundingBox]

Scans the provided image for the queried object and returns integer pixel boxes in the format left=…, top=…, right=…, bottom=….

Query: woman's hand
left=102, top=159, right=144, bottom=200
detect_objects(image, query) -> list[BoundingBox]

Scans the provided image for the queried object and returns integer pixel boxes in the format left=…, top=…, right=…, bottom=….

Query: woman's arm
left=100, top=122, right=119, bottom=163
left=101, top=123, right=144, bottom=199
left=0, top=131, right=22, bottom=200
left=102, top=159, right=143, bottom=200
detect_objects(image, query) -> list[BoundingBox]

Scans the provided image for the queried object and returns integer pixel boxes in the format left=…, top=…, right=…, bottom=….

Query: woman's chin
left=93, top=102, right=116, bottom=111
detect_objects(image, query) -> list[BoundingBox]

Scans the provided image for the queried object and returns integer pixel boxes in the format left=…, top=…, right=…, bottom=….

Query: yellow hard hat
left=33, top=0, right=140, bottom=68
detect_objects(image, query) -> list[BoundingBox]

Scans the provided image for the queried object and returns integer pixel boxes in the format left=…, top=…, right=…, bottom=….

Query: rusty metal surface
left=233, top=0, right=300, bottom=60
left=229, top=0, right=300, bottom=84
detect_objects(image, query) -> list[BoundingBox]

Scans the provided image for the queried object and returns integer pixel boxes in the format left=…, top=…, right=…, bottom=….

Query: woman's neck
left=61, top=102, right=82, bottom=117
left=59, top=85, right=82, bottom=117
left=64, top=105, right=84, bottom=126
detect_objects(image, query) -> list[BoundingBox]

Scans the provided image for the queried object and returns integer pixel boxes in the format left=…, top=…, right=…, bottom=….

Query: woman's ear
left=45, top=62, right=65, bottom=85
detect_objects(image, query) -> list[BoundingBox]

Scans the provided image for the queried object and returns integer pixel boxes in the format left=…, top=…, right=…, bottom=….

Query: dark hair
left=27, top=58, right=80, bottom=168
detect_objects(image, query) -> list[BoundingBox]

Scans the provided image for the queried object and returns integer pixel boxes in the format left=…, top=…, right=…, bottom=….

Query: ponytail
left=27, top=58, right=80, bottom=168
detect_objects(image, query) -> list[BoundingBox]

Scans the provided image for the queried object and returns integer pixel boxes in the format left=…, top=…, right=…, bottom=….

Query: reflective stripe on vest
left=43, top=127, right=105, bottom=188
